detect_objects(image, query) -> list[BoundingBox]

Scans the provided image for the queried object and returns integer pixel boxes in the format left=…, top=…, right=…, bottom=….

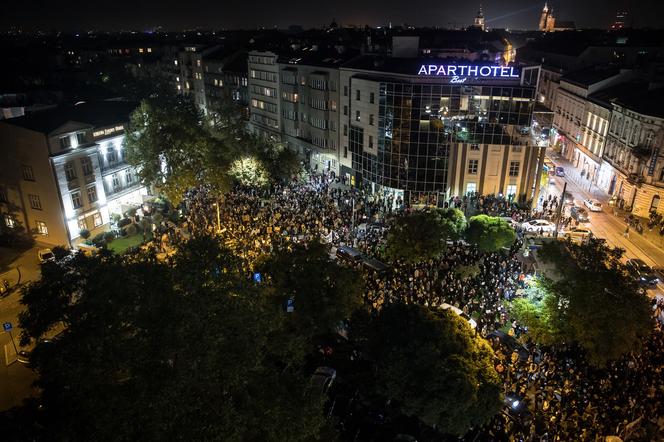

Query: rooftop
left=561, top=67, right=622, bottom=88
left=2, top=100, right=138, bottom=134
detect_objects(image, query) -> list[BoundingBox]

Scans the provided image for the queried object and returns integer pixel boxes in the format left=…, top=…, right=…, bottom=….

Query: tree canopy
left=509, top=239, right=652, bottom=367
left=261, top=241, right=364, bottom=337
left=365, top=302, right=501, bottom=436
left=384, top=210, right=452, bottom=264
left=465, top=215, right=516, bottom=253
left=124, top=96, right=301, bottom=204
left=17, top=238, right=330, bottom=441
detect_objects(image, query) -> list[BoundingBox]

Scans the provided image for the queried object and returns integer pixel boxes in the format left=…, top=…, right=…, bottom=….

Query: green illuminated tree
left=509, top=239, right=652, bottom=366
left=465, top=215, right=516, bottom=253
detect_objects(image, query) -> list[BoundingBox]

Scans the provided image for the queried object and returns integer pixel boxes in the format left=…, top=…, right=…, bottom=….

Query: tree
left=509, top=239, right=652, bottom=366
left=79, top=228, right=91, bottom=240
left=261, top=241, right=364, bottom=337
left=366, top=303, right=501, bottom=436
left=465, top=215, right=516, bottom=253
left=16, top=238, right=330, bottom=441
left=384, top=211, right=449, bottom=264
left=124, top=99, right=231, bottom=205
left=435, top=207, right=467, bottom=240
left=228, top=156, right=270, bottom=188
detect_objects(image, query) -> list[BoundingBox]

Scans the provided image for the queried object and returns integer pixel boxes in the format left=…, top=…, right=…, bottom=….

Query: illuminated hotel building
left=246, top=48, right=545, bottom=206
left=338, top=57, right=544, bottom=206
left=0, top=101, right=147, bottom=247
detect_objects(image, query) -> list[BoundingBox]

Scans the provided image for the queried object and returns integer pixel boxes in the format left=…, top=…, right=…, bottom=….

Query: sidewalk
left=548, top=153, right=664, bottom=253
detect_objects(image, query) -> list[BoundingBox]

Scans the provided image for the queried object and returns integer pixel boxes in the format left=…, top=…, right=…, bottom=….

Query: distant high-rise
left=610, top=11, right=628, bottom=30
left=472, top=5, right=485, bottom=31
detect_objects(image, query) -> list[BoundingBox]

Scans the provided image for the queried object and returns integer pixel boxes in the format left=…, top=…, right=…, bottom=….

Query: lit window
left=93, top=212, right=103, bottom=227
left=355, top=111, right=361, bottom=122
left=4, top=214, right=15, bottom=228
left=78, top=217, right=86, bottom=230
left=36, top=220, right=48, bottom=235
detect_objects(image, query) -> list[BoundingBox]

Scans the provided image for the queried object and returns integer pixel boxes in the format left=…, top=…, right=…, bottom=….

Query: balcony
left=627, top=173, right=644, bottom=187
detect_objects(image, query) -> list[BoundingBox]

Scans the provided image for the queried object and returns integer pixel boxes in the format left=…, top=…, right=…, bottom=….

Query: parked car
left=583, top=199, right=602, bottom=212
left=563, top=191, right=575, bottom=205
left=37, top=249, right=55, bottom=264
left=555, top=166, right=565, bottom=177
left=626, top=259, right=660, bottom=287
left=564, top=227, right=592, bottom=243
left=488, top=330, right=541, bottom=363
left=311, top=366, right=337, bottom=395
left=439, top=303, right=477, bottom=329
left=336, top=246, right=363, bottom=263
left=499, top=217, right=519, bottom=229
left=570, top=206, right=589, bottom=223
left=521, top=219, right=556, bottom=234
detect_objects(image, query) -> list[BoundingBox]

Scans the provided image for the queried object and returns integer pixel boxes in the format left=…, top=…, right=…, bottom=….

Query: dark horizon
left=2, top=0, right=662, bottom=33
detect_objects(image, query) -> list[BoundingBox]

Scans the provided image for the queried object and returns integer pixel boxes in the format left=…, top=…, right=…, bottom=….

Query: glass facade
left=352, top=80, right=536, bottom=199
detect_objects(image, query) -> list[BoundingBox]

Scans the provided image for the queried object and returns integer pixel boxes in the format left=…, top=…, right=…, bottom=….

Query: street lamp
left=212, top=202, right=221, bottom=233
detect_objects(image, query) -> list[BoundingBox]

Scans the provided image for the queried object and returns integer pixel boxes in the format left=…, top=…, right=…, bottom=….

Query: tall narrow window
left=65, top=163, right=77, bottom=181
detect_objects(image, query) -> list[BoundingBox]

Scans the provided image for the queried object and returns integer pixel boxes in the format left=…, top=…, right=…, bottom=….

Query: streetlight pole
left=213, top=202, right=221, bottom=233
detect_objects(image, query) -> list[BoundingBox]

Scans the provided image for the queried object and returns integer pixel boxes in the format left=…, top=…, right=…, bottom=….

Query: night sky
left=2, top=0, right=661, bottom=31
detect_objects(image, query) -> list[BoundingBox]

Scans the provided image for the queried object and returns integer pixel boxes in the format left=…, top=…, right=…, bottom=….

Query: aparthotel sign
left=417, top=64, right=520, bottom=82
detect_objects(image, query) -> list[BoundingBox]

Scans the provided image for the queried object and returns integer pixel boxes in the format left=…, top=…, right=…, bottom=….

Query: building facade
left=0, top=101, right=147, bottom=247
left=551, top=68, right=632, bottom=188
left=247, top=51, right=281, bottom=140
left=339, top=58, right=543, bottom=206
left=601, top=88, right=664, bottom=216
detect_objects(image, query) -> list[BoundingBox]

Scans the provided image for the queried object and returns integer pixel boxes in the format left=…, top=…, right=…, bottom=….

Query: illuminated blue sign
left=417, top=64, right=520, bottom=80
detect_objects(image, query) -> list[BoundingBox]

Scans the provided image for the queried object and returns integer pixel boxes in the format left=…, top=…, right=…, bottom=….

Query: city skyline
left=2, top=0, right=660, bottom=32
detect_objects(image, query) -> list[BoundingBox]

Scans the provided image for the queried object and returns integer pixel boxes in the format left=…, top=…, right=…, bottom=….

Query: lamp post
left=213, top=202, right=221, bottom=233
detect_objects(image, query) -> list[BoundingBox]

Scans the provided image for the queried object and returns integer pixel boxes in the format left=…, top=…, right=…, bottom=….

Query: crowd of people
left=175, top=174, right=662, bottom=441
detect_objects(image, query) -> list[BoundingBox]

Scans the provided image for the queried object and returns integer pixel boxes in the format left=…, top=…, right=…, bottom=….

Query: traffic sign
left=286, top=298, right=295, bottom=313
left=3, top=322, right=12, bottom=332
left=253, top=272, right=262, bottom=283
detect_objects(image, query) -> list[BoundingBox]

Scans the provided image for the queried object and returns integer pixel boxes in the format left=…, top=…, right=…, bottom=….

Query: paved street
left=542, top=153, right=664, bottom=295
left=0, top=245, right=44, bottom=411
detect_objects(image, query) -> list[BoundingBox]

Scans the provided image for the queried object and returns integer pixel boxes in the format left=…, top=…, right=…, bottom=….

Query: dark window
left=59, top=136, right=71, bottom=150
left=356, top=90, right=360, bottom=101
left=369, top=92, right=375, bottom=104
left=509, top=161, right=520, bottom=176
left=76, top=132, right=86, bottom=145
left=22, top=165, right=35, bottom=181
left=468, top=159, right=478, bottom=174
left=71, top=191, right=82, bottom=209
left=29, top=194, right=41, bottom=210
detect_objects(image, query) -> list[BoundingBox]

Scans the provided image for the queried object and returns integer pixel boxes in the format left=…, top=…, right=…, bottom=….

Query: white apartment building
left=0, top=101, right=148, bottom=247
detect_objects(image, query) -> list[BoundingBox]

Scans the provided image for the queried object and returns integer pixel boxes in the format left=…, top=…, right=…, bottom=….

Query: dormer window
left=59, top=136, right=71, bottom=150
